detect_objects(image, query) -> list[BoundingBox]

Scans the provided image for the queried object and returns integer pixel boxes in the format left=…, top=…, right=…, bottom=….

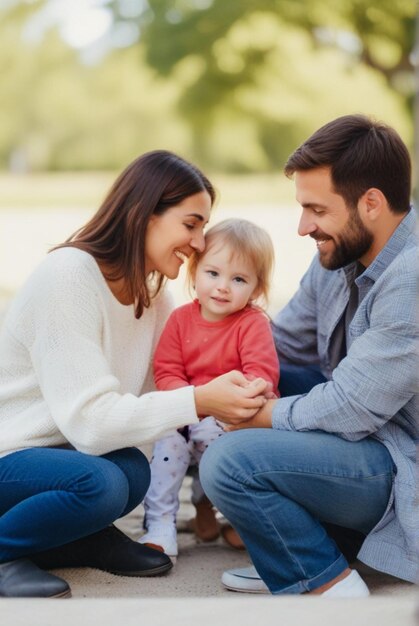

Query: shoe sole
left=222, top=582, right=269, bottom=594
left=0, top=589, right=73, bottom=599
left=51, top=588, right=72, bottom=599
left=104, top=561, right=173, bottom=578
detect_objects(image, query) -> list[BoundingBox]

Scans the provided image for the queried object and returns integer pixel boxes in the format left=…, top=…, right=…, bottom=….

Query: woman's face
left=145, top=190, right=211, bottom=279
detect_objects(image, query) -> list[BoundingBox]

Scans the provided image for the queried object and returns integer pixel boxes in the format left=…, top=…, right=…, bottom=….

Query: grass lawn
left=0, top=171, right=295, bottom=211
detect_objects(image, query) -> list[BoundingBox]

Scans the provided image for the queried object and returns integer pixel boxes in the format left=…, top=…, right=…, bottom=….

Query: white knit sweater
left=0, top=248, right=198, bottom=457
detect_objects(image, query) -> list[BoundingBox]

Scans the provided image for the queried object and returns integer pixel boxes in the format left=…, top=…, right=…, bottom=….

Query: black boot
left=0, top=559, right=71, bottom=598
left=32, top=525, right=173, bottom=577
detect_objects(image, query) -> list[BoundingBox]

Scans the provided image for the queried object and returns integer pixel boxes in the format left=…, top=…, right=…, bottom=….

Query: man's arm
left=234, top=248, right=419, bottom=440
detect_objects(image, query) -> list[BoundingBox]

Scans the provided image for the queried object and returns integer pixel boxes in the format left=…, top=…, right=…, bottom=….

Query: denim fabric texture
left=271, top=209, right=419, bottom=583
left=200, top=426, right=394, bottom=594
left=0, top=447, right=149, bottom=562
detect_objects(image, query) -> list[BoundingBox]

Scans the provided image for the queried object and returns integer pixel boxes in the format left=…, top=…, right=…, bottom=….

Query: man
left=200, top=114, right=418, bottom=597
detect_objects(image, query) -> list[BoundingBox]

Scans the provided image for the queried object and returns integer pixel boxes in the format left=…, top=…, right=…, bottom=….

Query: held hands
left=224, top=399, right=275, bottom=431
left=194, top=370, right=270, bottom=425
left=245, top=374, right=277, bottom=400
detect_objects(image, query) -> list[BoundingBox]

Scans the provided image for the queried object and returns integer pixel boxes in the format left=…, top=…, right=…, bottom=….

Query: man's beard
left=315, top=210, right=373, bottom=270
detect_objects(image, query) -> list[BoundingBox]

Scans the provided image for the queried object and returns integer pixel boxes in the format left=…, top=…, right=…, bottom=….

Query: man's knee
left=199, top=434, right=231, bottom=496
left=199, top=431, right=253, bottom=499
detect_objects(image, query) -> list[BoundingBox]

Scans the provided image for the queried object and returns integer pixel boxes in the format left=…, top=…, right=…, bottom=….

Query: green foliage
left=135, top=0, right=415, bottom=167
left=0, top=0, right=415, bottom=172
left=0, top=4, right=190, bottom=170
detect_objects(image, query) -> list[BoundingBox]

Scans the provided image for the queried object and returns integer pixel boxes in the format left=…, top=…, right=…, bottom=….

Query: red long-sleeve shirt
left=153, top=299, right=279, bottom=394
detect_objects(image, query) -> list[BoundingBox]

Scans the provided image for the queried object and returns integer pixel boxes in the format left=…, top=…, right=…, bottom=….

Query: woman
left=0, top=151, right=268, bottom=598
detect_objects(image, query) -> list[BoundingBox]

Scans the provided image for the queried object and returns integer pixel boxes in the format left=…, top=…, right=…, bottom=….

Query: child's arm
left=153, top=312, right=190, bottom=391
left=238, top=312, right=280, bottom=397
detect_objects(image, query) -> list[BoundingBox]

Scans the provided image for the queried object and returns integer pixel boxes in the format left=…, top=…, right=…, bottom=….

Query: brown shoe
left=221, top=524, right=246, bottom=550
left=189, top=497, right=221, bottom=542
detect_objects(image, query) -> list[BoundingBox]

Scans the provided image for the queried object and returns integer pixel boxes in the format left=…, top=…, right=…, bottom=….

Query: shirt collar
left=342, top=208, right=417, bottom=286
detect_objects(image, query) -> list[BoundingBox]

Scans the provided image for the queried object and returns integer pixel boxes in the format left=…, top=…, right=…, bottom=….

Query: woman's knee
left=84, top=457, right=131, bottom=520
left=102, top=447, right=151, bottom=511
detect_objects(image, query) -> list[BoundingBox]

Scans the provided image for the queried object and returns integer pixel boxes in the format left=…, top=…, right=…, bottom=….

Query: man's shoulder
left=385, top=238, right=418, bottom=279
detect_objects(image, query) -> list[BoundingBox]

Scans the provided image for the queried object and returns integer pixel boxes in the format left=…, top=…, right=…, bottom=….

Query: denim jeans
left=279, top=363, right=327, bottom=396
left=200, top=364, right=395, bottom=594
left=0, top=446, right=150, bottom=563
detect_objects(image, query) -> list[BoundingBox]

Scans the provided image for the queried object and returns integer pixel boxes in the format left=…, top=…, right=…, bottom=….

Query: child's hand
left=244, top=375, right=276, bottom=399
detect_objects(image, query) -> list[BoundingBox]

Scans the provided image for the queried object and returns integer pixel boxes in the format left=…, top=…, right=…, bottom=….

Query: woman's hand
left=194, top=371, right=269, bottom=425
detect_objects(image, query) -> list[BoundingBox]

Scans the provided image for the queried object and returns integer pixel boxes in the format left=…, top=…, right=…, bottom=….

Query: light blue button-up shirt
left=271, top=209, right=418, bottom=583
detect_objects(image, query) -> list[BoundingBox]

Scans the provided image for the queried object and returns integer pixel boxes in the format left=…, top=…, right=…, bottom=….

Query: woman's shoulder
left=42, top=246, right=98, bottom=275
left=14, top=247, right=104, bottom=312
left=30, top=247, right=103, bottom=292
left=3, top=248, right=104, bottom=335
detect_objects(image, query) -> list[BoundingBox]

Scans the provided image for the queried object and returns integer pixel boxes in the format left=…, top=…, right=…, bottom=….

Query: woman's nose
left=191, top=231, right=205, bottom=252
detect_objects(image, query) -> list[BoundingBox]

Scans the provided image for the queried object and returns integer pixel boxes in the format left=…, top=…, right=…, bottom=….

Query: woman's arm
left=26, top=256, right=199, bottom=455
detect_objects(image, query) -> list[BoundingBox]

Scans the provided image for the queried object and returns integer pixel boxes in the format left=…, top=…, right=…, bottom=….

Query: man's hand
left=194, top=371, right=269, bottom=425
left=225, top=399, right=276, bottom=431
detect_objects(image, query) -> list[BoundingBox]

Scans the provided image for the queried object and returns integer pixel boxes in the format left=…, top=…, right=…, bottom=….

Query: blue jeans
left=200, top=364, right=395, bottom=594
left=279, top=363, right=327, bottom=396
left=0, top=446, right=150, bottom=563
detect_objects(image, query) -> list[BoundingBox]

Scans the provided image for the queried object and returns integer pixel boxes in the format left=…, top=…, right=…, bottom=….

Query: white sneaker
left=221, top=565, right=370, bottom=597
left=321, top=570, right=370, bottom=598
left=221, top=566, right=269, bottom=594
left=138, top=523, right=178, bottom=558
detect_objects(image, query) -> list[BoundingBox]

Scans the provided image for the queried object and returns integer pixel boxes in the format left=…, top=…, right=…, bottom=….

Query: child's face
left=194, top=243, right=259, bottom=322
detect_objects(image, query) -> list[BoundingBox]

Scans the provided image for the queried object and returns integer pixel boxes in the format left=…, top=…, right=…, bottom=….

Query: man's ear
left=358, top=188, right=387, bottom=223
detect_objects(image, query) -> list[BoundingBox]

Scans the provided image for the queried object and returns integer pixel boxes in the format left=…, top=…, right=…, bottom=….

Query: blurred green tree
left=0, top=2, right=189, bottom=170
left=110, top=0, right=416, bottom=169
left=0, top=0, right=415, bottom=173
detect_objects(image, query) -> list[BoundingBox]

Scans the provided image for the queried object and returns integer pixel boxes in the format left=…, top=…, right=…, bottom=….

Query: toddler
left=139, top=218, right=279, bottom=557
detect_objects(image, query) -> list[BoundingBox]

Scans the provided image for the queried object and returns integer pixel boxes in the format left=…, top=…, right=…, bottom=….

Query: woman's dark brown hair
left=53, top=150, right=215, bottom=318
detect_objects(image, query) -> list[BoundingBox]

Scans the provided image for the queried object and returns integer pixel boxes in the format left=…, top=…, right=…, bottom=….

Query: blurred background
left=0, top=0, right=418, bottom=312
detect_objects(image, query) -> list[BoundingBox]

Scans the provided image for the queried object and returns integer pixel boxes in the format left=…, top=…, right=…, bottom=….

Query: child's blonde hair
left=187, top=218, right=275, bottom=308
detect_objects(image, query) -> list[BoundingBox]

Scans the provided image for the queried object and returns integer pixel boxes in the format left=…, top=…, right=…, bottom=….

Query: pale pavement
left=0, top=479, right=417, bottom=625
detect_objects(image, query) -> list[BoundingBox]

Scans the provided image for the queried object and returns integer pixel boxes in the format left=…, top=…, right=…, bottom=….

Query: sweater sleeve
left=28, top=262, right=198, bottom=455
left=239, top=311, right=280, bottom=395
left=153, top=310, right=190, bottom=390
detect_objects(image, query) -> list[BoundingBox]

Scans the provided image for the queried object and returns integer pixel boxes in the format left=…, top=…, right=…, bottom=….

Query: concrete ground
left=1, top=478, right=418, bottom=625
